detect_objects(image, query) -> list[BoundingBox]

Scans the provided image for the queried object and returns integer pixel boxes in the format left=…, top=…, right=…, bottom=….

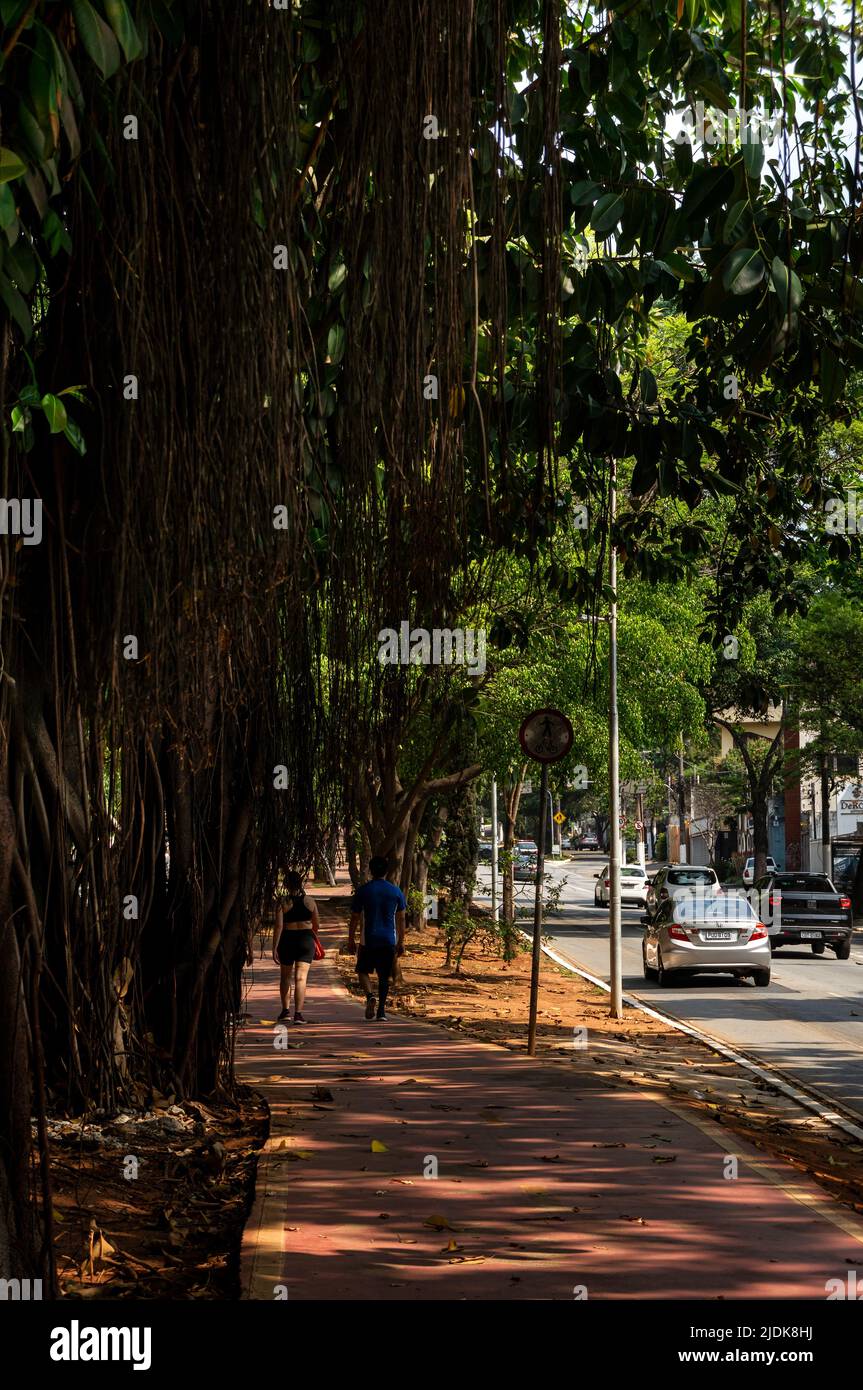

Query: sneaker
left=277, top=1009, right=291, bottom=1022
left=364, top=993, right=377, bottom=1020
left=376, top=1010, right=388, bottom=1022
left=293, top=1012, right=306, bottom=1024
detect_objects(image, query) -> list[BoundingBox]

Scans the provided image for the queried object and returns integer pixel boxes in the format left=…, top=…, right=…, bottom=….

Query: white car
left=742, top=855, right=778, bottom=886
left=594, top=863, right=649, bottom=907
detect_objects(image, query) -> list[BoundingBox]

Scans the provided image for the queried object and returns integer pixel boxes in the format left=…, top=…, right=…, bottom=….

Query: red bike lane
left=238, top=910, right=863, bottom=1301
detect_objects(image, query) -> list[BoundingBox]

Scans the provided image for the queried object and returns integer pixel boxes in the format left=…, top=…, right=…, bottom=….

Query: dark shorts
left=278, top=929, right=316, bottom=965
left=356, top=943, right=396, bottom=977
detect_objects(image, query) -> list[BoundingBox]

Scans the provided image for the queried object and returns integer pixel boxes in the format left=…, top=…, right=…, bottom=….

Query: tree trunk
left=0, top=784, right=37, bottom=1279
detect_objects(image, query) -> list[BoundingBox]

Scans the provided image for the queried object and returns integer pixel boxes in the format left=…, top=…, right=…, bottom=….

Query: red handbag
left=313, top=933, right=325, bottom=961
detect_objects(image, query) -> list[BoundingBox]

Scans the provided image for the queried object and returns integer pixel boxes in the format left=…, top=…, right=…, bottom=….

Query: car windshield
left=621, top=868, right=645, bottom=877
left=674, top=894, right=755, bottom=922
left=774, top=874, right=833, bottom=891
left=667, top=869, right=714, bottom=884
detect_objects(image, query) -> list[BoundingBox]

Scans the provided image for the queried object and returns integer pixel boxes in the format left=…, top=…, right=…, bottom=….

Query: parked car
left=574, top=832, right=600, bottom=851
left=750, top=871, right=853, bottom=959
left=644, top=864, right=720, bottom=919
left=593, top=863, right=649, bottom=907
left=513, top=850, right=538, bottom=882
left=477, top=841, right=494, bottom=864
left=642, top=891, right=771, bottom=987
left=741, top=855, right=778, bottom=886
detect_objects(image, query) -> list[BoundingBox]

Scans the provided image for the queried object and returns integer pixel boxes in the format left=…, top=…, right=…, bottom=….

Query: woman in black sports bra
left=272, top=870, right=321, bottom=1023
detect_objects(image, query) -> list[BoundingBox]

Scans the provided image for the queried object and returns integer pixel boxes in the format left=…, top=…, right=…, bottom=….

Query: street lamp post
left=491, top=776, right=499, bottom=923
left=608, top=456, right=622, bottom=1019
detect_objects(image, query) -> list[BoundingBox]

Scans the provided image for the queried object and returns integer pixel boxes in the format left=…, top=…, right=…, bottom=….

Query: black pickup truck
left=750, top=872, right=853, bottom=959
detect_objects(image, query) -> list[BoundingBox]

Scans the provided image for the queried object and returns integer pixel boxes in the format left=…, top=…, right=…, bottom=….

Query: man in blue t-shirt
left=348, top=855, right=406, bottom=1021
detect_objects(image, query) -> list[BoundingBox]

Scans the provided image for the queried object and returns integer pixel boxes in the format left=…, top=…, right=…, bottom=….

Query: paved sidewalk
left=238, top=904, right=863, bottom=1300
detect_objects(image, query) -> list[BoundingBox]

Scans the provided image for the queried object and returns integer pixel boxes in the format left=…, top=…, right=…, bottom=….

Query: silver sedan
left=642, top=890, right=771, bottom=987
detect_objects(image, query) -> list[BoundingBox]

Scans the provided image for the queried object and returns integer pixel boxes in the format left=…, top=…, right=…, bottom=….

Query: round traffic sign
left=519, top=708, right=574, bottom=764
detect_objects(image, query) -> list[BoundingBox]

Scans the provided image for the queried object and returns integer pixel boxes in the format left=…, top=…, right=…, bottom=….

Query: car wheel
left=656, top=950, right=673, bottom=987
left=835, top=938, right=852, bottom=961
left=642, top=943, right=658, bottom=981
left=811, top=942, right=825, bottom=955
left=752, top=968, right=771, bottom=987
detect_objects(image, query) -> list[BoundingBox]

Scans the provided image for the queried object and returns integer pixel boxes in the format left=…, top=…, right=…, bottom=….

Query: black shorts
left=356, top=943, right=395, bottom=977
left=278, top=929, right=316, bottom=965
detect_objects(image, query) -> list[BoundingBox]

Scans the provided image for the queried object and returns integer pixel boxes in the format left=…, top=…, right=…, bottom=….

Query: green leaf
left=103, top=0, right=143, bottom=62
left=5, top=239, right=36, bottom=294
left=820, top=345, right=845, bottom=407
left=43, top=208, right=72, bottom=256
left=328, top=260, right=347, bottom=292
left=326, top=322, right=345, bottom=364
left=70, top=0, right=121, bottom=79
left=660, top=251, right=698, bottom=283
left=41, top=393, right=68, bottom=433
left=742, top=138, right=764, bottom=180
left=590, top=192, right=624, bottom=237
left=722, top=199, right=748, bottom=242
left=0, top=0, right=30, bottom=26
left=0, top=270, right=32, bottom=341
left=0, top=148, right=27, bottom=184
left=28, top=25, right=61, bottom=157
left=63, top=417, right=87, bottom=456
left=0, top=184, right=17, bottom=231
left=722, top=247, right=765, bottom=295
left=769, top=256, right=803, bottom=315
left=639, top=366, right=658, bottom=405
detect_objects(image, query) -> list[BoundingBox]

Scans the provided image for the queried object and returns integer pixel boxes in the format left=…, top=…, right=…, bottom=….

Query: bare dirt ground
left=48, top=1088, right=267, bottom=1299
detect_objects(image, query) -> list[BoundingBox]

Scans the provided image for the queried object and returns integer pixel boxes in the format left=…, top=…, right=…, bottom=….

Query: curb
left=528, top=930, right=863, bottom=1145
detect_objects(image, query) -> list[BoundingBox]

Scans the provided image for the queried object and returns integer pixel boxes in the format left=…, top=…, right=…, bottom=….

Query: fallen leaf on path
left=424, top=1214, right=458, bottom=1232
left=533, top=1154, right=561, bottom=1163
left=371, top=1140, right=388, bottom=1153
left=651, top=1154, right=677, bottom=1164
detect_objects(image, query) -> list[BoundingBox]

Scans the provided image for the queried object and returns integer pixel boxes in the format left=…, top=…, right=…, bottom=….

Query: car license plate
left=702, top=930, right=732, bottom=941
left=801, top=931, right=821, bottom=939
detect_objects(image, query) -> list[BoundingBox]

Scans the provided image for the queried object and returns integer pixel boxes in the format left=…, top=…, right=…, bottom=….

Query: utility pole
left=491, top=776, right=499, bottom=923
left=528, top=761, right=550, bottom=1054
left=677, top=745, right=687, bottom=864
left=608, top=456, right=622, bottom=1019
left=636, top=784, right=646, bottom=869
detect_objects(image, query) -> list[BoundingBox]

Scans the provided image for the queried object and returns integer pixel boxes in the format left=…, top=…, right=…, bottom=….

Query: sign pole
left=518, top=707, right=573, bottom=1058
left=528, top=760, right=550, bottom=1056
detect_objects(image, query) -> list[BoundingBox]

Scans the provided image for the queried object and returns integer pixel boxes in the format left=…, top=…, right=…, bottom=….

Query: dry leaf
left=423, top=1214, right=457, bottom=1232
left=371, top=1139, right=388, bottom=1153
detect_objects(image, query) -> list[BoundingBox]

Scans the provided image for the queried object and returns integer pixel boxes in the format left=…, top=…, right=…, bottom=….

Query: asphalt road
left=474, top=852, right=863, bottom=1120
